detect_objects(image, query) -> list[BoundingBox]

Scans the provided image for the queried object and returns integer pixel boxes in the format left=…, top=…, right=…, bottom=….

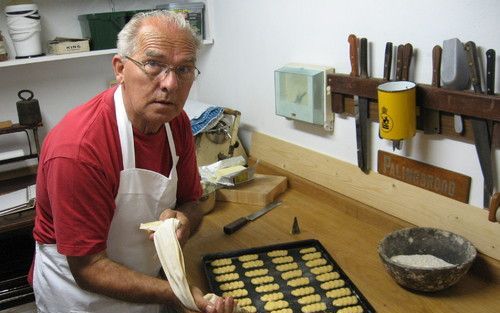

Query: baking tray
left=202, top=239, right=375, bottom=313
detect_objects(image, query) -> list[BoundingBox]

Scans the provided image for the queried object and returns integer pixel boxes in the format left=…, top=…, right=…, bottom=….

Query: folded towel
left=185, top=99, right=225, bottom=136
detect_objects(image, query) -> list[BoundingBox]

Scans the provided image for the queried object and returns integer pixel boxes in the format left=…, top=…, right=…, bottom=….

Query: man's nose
left=159, top=70, right=179, bottom=90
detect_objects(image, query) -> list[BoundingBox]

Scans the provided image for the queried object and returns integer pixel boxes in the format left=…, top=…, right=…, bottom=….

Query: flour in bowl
left=390, top=254, right=455, bottom=268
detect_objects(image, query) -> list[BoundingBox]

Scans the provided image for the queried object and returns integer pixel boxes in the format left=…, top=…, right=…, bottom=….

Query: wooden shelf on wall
left=327, top=73, right=500, bottom=147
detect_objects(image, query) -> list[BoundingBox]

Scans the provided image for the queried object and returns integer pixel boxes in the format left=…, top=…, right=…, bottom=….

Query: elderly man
left=30, top=10, right=235, bottom=313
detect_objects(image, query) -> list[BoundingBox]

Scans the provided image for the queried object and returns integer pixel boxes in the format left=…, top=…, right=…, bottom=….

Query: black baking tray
left=202, top=239, right=376, bottom=312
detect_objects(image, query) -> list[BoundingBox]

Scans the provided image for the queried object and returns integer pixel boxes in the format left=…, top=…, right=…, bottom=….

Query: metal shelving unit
left=0, top=123, right=42, bottom=166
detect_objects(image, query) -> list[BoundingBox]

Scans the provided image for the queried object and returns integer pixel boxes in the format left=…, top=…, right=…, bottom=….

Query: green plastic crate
left=79, top=10, right=147, bottom=50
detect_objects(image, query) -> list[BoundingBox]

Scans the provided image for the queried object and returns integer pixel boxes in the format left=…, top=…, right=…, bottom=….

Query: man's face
left=114, top=19, right=197, bottom=133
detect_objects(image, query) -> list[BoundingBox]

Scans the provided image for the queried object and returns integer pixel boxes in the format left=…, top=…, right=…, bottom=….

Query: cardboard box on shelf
left=48, top=37, right=90, bottom=55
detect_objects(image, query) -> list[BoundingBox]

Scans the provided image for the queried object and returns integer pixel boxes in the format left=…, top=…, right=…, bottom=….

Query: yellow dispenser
left=377, top=81, right=416, bottom=147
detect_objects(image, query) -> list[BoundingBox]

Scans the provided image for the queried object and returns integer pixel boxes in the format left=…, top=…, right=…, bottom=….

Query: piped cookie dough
left=236, top=297, right=252, bottom=307
left=291, top=286, right=316, bottom=297
left=301, top=252, right=322, bottom=261
left=332, top=295, right=358, bottom=307
left=301, top=302, right=327, bottom=313
left=297, top=294, right=321, bottom=305
left=299, top=247, right=317, bottom=254
left=310, top=265, right=333, bottom=275
left=267, top=250, right=288, bottom=257
left=238, top=254, right=259, bottom=262
left=251, top=275, right=275, bottom=285
left=264, top=300, right=289, bottom=311
left=337, top=305, right=364, bottom=313
left=276, top=262, right=299, bottom=272
left=241, top=305, right=257, bottom=313
left=326, top=287, right=352, bottom=299
left=242, top=260, right=264, bottom=269
left=280, top=269, right=302, bottom=280
left=245, top=268, right=269, bottom=277
left=260, top=292, right=284, bottom=302
left=213, top=265, right=236, bottom=275
left=320, top=279, right=346, bottom=290
left=219, top=280, right=244, bottom=291
left=287, top=277, right=310, bottom=287
left=315, top=271, right=340, bottom=282
left=211, top=258, right=232, bottom=267
left=215, top=272, right=239, bottom=282
left=305, top=258, right=327, bottom=268
left=222, top=288, right=248, bottom=298
left=255, top=283, right=280, bottom=293
left=272, top=256, right=294, bottom=264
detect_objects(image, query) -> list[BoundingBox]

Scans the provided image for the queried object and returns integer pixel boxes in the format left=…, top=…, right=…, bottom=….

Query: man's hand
left=156, top=208, right=191, bottom=246
left=191, top=286, right=236, bottom=313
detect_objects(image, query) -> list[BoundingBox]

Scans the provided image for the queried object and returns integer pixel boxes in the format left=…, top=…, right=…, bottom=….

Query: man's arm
left=67, top=245, right=233, bottom=312
left=67, top=251, right=180, bottom=306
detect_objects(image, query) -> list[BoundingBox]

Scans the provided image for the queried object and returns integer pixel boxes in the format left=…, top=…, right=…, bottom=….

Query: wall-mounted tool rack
left=327, top=73, right=500, bottom=147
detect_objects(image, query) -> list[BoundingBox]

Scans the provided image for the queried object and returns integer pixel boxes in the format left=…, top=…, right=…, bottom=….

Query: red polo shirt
left=32, top=86, right=202, bottom=258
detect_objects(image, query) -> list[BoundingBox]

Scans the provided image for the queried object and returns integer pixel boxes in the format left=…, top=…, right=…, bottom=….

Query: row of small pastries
left=210, top=245, right=318, bottom=267
left=210, top=246, right=363, bottom=313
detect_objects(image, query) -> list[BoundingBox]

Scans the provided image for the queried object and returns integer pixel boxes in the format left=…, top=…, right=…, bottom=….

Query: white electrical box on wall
left=274, top=63, right=334, bottom=131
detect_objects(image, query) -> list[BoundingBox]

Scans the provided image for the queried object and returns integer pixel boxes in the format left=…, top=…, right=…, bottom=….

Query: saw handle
left=488, top=193, right=500, bottom=222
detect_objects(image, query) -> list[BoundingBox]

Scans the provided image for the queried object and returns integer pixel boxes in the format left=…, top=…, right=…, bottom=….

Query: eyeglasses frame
left=124, top=55, right=201, bottom=82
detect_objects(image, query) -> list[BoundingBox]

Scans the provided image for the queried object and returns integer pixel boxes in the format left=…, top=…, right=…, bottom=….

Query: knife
left=392, top=43, right=412, bottom=150
left=383, top=42, right=393, bottom=82
left=486, top=49, right=495, bottom=96
left=379, top=42, right=393, bottom=140
left=423, top=45, right=442, bottom=134
left=464, top=41, right=494, bottom=208
left=336, top=33, right=358, bottom=115
left=350, top=34, right=362, bottom=167
left=401, top=43, right=413, bottom=81
left=486, top=49, right=495, bottom=140
left=223, top=200, right=282, bottom=235
left=355, top=38, right=369, bottom=173
left=395, top=44, right=404, bottom=81
left=348, top=34, right=359, bottom=77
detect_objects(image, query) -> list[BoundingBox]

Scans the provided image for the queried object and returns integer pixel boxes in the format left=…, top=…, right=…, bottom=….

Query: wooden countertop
left=183, top=167, right=500, bottom=313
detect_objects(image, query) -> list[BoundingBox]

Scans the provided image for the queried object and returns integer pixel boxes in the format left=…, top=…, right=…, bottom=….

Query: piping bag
left=150, top=219, right=245, bottom=312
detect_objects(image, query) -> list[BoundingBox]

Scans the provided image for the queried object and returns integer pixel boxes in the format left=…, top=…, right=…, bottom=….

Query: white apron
left=33, top=85, right=179, bottom=313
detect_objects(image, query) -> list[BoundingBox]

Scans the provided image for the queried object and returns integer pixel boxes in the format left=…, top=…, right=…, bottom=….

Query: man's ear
left=112, top=55, right=125, bottom=84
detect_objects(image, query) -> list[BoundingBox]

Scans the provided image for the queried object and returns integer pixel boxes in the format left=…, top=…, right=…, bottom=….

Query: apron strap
left=164, top=123, right=178, bottom=164
left=114, top=85, right=135, bottom=170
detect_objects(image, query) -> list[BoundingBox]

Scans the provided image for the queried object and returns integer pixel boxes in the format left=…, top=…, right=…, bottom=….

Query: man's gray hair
left=117, top=10, right=201, bottom=57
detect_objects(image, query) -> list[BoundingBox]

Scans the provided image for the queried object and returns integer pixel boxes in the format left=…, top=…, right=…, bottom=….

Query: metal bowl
left=378, top=227, right=477, bottom=292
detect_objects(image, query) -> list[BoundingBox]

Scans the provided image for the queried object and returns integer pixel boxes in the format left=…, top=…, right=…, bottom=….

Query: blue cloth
left=190, top=106, right=224, bottom=136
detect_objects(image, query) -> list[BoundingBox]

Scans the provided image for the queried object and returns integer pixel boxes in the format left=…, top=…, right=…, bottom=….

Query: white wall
left=0, top=0, right=498, bottom=208
left=194, top=0, right=500, bottom=209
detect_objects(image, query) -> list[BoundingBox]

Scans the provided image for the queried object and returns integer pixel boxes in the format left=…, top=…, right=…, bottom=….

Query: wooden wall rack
left=327, top=73, right=500, bottom=147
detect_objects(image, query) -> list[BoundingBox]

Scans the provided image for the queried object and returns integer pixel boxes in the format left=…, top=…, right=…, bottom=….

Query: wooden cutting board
left=216, top=174, right=287, bottom=205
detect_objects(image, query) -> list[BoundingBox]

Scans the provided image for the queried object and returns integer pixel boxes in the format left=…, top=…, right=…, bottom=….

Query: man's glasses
left=124, top=55, right=200, bottom=82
